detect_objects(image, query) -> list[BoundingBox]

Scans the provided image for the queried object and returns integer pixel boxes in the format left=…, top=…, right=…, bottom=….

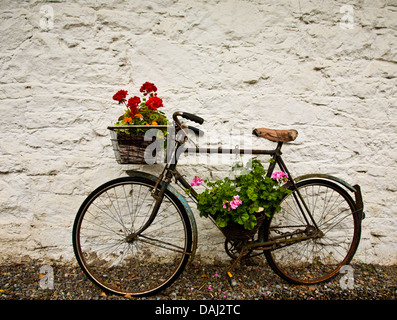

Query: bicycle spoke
left=320, top=209, right=352, bottom=234
left=138, top=234, right=187, bottom=254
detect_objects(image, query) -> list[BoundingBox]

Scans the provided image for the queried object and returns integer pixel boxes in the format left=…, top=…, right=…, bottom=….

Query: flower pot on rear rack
left=195, top=159, right=291, bottom=242
left=219, top=214, right=267, bottom=241
left=108, top=125, right=169, bottom=164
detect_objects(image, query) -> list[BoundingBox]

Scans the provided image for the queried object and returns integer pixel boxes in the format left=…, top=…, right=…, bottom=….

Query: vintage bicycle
left=72, top=111, right=364, bottom=297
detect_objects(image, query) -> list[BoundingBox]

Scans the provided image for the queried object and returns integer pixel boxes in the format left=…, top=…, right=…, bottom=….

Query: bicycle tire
left=72, top=176, right=193, bottom=297
left=263, top=178, right=361, bottom=284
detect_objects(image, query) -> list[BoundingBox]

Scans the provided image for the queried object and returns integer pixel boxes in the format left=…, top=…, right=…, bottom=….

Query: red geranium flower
left=146, top=96, right=163, bottom=110
left=140, top=82, right=157, bottom=96
left=112, top=90, right=128, bottom=103
left=127, top=96, right=141, bottom=110
left=128, top=106, right=138, bottom=116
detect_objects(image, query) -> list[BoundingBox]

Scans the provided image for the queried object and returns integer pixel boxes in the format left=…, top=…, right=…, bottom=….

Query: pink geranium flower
left=223, top=195, right=242, bottom=210
left=191, top=176, right=204, bottom=186
left=271, top=171, right=288, bottom=182
left=230, top=195, right=242, bottom=209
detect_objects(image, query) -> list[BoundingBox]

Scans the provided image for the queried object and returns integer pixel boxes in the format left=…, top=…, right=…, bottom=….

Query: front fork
left=125, top=167, right=171, bottom=243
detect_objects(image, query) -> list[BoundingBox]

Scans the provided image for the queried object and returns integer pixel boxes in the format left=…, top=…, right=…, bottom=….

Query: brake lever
left=181, top=124, right=204, bottom=136
left=187, top=125, right=204, bottom=136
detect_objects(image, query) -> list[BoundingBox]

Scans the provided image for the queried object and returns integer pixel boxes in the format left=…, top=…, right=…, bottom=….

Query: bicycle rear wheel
left=73, top=176, right=192, bottom=297
left=263, top=179, right=361, bottom=284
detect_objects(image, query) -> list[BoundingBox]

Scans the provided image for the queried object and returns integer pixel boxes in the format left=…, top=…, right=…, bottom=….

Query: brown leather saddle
left=253, top=128, right=298, bottom=143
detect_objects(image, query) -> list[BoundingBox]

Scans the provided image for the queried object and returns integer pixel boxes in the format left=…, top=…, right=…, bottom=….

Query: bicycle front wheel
left=263, top=179, right=361, bottom=284
left=72, top=176, right=193, bottom=297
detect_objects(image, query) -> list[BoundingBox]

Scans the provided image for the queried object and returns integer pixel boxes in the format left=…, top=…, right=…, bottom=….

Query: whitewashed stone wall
left=0, top=0, right=396, bottom=265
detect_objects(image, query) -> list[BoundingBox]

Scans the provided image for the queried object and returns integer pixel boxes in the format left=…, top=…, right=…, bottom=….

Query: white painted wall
left=0, top=0, right=396, bottom=264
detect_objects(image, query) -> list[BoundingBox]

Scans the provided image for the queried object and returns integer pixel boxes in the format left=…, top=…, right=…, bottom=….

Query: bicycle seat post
left=266, top=142, right=283, bottom=177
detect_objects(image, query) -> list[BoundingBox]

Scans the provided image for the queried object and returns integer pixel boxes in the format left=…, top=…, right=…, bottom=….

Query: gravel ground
left=0, top=260, right=396, bottom=301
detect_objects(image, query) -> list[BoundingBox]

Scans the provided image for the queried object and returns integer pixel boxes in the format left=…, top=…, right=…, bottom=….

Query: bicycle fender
left=125, top=170, right=198, bottom=260
left=294, top=173, right=356, bottom=192
left=294, top=173, right=365, bottom=220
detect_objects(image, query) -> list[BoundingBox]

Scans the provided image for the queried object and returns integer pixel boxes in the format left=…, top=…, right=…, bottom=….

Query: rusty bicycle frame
left=125, top=112, right=364, bottom=279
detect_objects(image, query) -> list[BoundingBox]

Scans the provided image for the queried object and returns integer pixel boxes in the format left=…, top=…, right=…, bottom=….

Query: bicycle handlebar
left=173, top=111, right=204, bottom=125
left=173, top=111, right=204, bottom=137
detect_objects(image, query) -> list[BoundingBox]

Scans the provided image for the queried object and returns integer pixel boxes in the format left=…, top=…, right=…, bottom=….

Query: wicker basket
left=219, top=215, right=267, bottom=241
left=108, top=126, right=168, bottom=164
